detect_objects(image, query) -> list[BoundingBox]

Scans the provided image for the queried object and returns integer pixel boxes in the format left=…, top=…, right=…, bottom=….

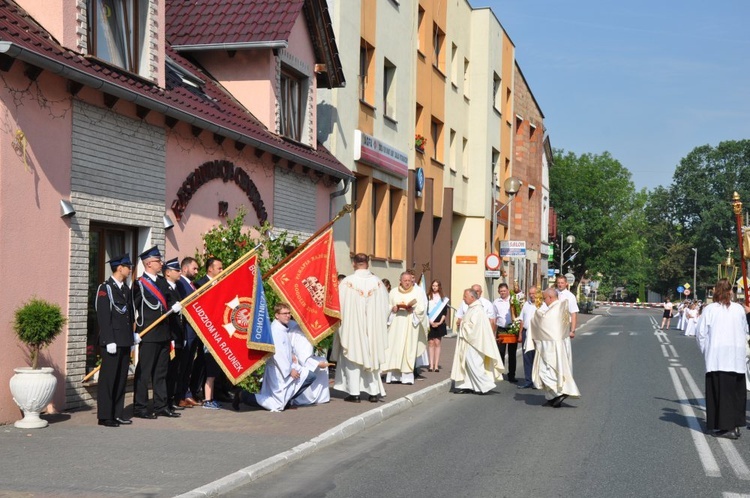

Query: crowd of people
left=94, top=250, right=582, bottom=427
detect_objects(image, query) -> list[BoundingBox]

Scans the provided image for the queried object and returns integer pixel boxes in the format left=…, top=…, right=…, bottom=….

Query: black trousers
left=176, top=336, right=200, bottom=401
left=166, top=347, right=183, bottom=405
left=97, top=346, right=130, bottom=420
left=498, top=342, right=518, bottom=381
left=705, top=371, right=747, bottom=431
left=134, top=341, right=170, bottom=413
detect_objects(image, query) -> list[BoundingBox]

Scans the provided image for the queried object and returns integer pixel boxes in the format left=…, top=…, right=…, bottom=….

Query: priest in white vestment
left=450, top=288, right=505, bottom=394
left=332, top=253, right=390, bottom=403
left=287, top=320, right=331, bottom=406
left=384, top=272, right=429, bottom=384
left=530, top=288, right=581, bottom=408
left=235, top=304, right=313, bottom=412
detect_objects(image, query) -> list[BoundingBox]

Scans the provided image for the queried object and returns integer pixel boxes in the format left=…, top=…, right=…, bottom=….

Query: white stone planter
left=9, top=367, right=57, bottom=429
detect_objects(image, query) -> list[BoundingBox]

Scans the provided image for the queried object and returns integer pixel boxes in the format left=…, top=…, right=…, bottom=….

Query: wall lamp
left=163, top=214, right=175, bottom=230
left=60, top=199, right=76, bottom=218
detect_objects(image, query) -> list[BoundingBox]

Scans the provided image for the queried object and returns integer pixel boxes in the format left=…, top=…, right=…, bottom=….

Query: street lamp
left=560, top=233, right=576, bottom=274
left=489, top=175, right=522, bottom=298
left=691, top=248, right=697, bottom=298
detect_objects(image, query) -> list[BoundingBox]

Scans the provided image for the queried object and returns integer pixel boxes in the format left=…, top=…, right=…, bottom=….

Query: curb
left=175, top=378, right=453, bottom=497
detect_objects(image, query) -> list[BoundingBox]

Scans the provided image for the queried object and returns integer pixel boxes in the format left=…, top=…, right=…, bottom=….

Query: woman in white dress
left=684, top=302, right=699, bottom=337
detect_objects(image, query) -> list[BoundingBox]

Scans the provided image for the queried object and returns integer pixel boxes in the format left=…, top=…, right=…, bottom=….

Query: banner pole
left=732, top=192, right=749, bottom=305
left=263, top=204, right=353, bottom=279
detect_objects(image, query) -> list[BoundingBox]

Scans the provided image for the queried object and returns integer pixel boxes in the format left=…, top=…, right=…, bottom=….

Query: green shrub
left=13, top=298, right=67, bottom=369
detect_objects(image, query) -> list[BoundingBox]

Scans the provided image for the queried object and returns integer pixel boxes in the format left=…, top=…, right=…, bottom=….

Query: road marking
left=668, top=367, right=721, bottom=477
left=661, top=344, right=669, bottom=358
left=582, top=332, right=594, bottom=336
left=723, top=493, right=750, bottom=498
left=668, top=345, right=678, bottom=358
left=669, top=358, right=679, bottom=362
left=629, top=332, right=638, bottom=336
left=608, top=332, right=620, bottom=336
left=681, top=368, right=750, bottom=480
left=655, top=334, right=668, bottom=344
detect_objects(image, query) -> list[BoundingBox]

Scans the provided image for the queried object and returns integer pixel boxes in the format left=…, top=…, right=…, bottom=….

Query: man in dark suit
left=194, top=257, right=225, bottom=409
left=96, top=254, right=136, bottom=427
left=132, top=246, right=182, bottom=419
left=163, top=257, right=186, bottom=412
left=175, top=256, right=201, bottom=408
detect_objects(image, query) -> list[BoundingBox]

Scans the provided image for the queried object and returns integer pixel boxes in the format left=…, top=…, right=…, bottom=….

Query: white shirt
left=493, top=297, right=512, bottom=328
left=558, top=288, right=579, bottom=314
left=519, top=300, right=536, bottom=331
left=696, top=302, right=749, bottom=373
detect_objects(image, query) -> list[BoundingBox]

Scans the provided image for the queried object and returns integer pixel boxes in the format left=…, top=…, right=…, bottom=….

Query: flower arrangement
left=507, top=318, right=522, bottom=335
left=415, top=134, right=426, bottom=150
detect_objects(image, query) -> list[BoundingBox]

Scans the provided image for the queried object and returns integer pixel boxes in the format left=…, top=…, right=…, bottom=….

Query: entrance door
left=86, top=224, right=138, bottom=373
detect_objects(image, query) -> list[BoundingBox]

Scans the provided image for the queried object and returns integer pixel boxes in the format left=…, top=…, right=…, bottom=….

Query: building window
left=463, top=58, right=470, bottom=97
left=280, top=69, right=306, bottom=142
left=87, top=223, right=138, bottom=375
left=431, top=118, right=443, bottom=162
left=88, top=0, right=149, bottom=75
left=462, top=137, right=469, bottom=177
left=449, top=129, right=457, bottom=171
left=417, top=6, right=425, bottom=53
left=492, top=148, right=500, bottom=190
left=359, top=40, right=374, bottom=104
left=432, top=23, right=445, bottom=71
left=383, top=58, right=396, bottom=120
left=493, top=72, right=501, bottom=112
left=450, top=43, right=458, bottom=87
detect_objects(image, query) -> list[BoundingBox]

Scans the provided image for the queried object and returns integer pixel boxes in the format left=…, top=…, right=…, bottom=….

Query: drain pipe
left=329, top=176, right=352, bottom=220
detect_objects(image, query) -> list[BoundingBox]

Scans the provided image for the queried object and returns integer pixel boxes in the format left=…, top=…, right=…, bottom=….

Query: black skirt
left=662, top=310, right=672, bottom=318
left=428, top=304, right=448, bottom=340
left=705, top=371, right=747, bottom=432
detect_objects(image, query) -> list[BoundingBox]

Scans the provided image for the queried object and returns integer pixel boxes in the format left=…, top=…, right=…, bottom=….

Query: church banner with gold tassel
left=267, top=228, right=341, bottom=344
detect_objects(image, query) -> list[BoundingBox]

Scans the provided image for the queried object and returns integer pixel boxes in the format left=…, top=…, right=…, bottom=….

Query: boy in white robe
left=234, top=304, right=314, bottom=412
left=287, top=320, right=331, bottom=406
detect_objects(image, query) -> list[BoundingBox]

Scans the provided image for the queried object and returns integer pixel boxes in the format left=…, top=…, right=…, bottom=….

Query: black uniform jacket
left=96, top=277, right=135, bottom=347
left=132, top=274, right=175, bottom=343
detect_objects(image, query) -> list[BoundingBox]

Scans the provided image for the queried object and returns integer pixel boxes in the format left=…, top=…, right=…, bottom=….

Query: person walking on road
left=696, top=279, right=748, bottom=439
left=530, top=287, right=581, bottom=408
left=661, top=298, right=674, bottom=330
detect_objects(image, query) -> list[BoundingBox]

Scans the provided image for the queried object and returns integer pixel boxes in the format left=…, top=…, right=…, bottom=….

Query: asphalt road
left=228, top=307, right=750, bottom=498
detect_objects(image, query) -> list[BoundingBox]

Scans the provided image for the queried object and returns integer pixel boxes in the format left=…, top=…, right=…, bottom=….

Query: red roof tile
left=0, top=0, right=352, bottom=179
left=166, top=0, right=305, bottom=48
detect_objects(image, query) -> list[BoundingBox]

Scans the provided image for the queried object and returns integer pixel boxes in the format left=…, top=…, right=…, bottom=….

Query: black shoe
left=517, top=382, right=533, bottom=389
left=542, top=399, right=555, bottom=407
left=156, top=408, right=181, bottom=418
left=714, top=430, right=739, bottom=440
left=133, top=412, right=157, bottom=419
left=368, top=395, right=379, bottom=403
left=115, top=418, right=132, bottom=425
left=552, top=394, right=568, bottom=408
left=344, top=395, right=361, bottom=403
left=98, top=419, right=119, bottom=427
left=170, top=404, right=185, bottom=411
left=454, top=388, right=473, bottom=394
left=232, top=393, right=241, bottom=412
left=734, top=427, right=742, bottom=438
left=507, top=378, right=518, bottom=383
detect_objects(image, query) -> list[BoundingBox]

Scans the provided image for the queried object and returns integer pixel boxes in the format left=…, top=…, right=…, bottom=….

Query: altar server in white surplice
left=451, top=288, right=505, bottom=394
left=384, top=272, right=429, bottom=384
left=287, top=320, right=331, bottom=406
left=332, top=253, right=390, bottom=403
left=530, top=288, right=581, bottom=408
left=236, top=303, right=314, bottom=412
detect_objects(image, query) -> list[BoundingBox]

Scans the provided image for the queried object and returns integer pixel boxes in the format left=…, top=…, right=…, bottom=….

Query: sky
left=480, top=1, right=750, bottom=191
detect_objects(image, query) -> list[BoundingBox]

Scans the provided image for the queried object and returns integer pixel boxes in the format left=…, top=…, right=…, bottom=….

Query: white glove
left=133, top=333, right=142, bottom=345
left=106, top=343, right=117, bottom=355
left=171, top=302, right=182, bottom=314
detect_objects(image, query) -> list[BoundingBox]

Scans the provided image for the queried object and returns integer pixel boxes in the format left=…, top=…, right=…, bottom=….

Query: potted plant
left=9, top=298, right=67, bottom=428
left=415, top=134, right=426, bottom=153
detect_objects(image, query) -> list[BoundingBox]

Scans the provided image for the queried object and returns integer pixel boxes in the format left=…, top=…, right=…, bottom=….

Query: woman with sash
left=427, top=280, right=450, bottom=372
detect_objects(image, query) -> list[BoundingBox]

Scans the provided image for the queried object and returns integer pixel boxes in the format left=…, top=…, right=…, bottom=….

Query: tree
left=550, top=150, right=649, bottom=298
left=668, top=139, right=750, bottom=297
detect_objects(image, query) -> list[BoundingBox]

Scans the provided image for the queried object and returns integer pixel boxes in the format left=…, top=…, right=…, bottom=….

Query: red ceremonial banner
left=268, top=228, right=341, bottom=344
left=182, top=253, right=274, bottom=384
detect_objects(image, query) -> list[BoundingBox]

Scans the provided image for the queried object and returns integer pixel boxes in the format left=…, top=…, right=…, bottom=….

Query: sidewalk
left=0, top=338, right=457, bottom=498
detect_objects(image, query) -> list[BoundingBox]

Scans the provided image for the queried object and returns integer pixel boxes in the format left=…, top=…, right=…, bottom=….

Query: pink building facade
left=0, top=0, right=349, bottom=424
